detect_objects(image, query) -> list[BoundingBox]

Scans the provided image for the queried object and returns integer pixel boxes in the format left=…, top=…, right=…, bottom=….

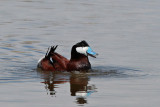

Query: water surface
left=0, top=0, right=160, bottom=107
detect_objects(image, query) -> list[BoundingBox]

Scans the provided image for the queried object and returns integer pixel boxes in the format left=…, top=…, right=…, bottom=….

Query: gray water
left=0, top=0, right=160, bottom=107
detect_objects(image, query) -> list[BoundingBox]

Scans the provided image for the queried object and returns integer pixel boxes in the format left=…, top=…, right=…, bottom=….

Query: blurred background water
left=0, top=0, right=160, bottom=107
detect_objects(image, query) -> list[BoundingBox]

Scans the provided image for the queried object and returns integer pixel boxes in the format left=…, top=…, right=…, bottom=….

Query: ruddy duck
left=37, top=40, right=98, bottom=71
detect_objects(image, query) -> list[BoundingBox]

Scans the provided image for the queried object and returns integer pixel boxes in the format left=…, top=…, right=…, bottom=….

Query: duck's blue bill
left=87, top=47, right=97, bottom=58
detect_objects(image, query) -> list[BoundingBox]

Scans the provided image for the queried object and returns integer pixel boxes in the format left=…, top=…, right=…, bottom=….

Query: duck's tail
left=45, top=45, right=58, bottom=59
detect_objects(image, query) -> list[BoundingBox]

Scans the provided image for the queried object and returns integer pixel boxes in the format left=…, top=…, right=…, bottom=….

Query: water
left=0, top=0, right=160, bottom=107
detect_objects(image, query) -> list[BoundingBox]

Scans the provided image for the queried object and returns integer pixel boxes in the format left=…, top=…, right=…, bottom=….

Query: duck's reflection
left=70, top=73, right=89, bottom=96
left=37, top=70, right=96, bottom=104
left=38, top=71, right=69, bottom=96
left=70, top=73, right=96, bottom=104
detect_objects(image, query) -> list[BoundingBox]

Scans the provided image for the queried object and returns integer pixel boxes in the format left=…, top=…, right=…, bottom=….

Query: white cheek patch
left=76, top=47, right=89, bottom=55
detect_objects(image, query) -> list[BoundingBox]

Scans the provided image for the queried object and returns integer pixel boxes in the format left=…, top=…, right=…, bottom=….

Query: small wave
left=88, top=66, right=146, bottom=78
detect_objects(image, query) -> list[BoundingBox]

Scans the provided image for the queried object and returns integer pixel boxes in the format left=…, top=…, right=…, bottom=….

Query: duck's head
left=71, top=40, right=98, bottom=59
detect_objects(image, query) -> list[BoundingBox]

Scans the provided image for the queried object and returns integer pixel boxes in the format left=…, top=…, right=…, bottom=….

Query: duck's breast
left=67, top=58, right=91, bottom=71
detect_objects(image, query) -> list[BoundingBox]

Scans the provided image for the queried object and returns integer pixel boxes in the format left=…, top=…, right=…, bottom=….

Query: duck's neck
left=68, top=55, right=91, bottom=71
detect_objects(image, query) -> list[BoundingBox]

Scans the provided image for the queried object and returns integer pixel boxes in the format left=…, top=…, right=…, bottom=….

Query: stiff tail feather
left=45, top=45, right=58, bottom=59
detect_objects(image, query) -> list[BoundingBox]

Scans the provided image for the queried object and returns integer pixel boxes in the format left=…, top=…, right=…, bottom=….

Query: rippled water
left=0, top=0, right=160, bottom=107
